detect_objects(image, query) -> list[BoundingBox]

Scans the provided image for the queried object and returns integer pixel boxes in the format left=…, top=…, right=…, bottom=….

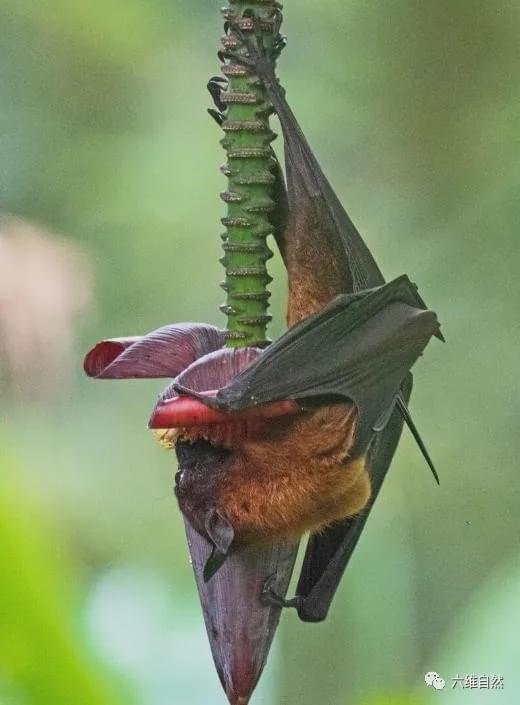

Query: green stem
left=218, top=1, right=281, bottom=348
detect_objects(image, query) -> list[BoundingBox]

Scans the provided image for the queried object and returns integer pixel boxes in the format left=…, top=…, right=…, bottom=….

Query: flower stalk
left=219, top=0, right=281, bottom=348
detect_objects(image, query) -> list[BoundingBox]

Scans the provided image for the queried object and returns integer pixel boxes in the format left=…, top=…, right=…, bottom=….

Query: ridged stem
left=219, top=1, right=281, bottom=348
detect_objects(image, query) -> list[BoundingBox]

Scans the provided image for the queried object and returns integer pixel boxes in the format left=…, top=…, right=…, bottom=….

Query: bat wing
left=246, top=47, right=385, bottom=292
left=220, top=35, right=442, bottom=444
left=206, top=275, right=439, bottom=455
left=201, top=26, right=441, bottom=612
left=270, top=147, right=289, bottom=265
left=247, top=43, right=443, bottom=332
left=294, top=374, right=412, bottom=622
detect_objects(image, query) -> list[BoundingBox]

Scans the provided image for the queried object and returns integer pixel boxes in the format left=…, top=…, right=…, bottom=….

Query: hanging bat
left=84, top=11, right=441, bottom=628
left=161, top=13, right=442, bottom=622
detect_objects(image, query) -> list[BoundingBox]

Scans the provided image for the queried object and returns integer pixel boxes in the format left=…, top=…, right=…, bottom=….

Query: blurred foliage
left=0, top=439, right=128, bottom=705
left=1, top=0, right=519, bottom=703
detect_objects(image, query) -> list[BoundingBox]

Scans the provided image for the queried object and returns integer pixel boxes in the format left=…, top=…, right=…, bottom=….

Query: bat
left=83, top=11, right=441, bottom=626
left=167, top=13, right=442, bottom=623
left=82, top=13, right=442, bottom=702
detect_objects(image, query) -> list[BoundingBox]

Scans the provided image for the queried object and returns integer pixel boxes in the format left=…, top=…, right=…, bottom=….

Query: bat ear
left=203, top=509, right=235, bottom=582
left=205, top=509, right=235, bottom=554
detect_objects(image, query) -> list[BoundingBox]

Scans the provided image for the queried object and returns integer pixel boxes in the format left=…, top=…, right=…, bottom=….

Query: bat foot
left=261, top=574, right=302, bottom=611
left=222, top=11, right=280, bottom=86
left=272, top=34, right=287, bottom=62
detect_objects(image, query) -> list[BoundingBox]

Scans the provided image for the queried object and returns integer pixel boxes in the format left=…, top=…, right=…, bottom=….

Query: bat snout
left=174, top=438, right=233, bottom=537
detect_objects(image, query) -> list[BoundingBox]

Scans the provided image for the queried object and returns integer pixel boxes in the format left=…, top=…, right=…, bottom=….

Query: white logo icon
left=425, top=672, right=446, bottom=690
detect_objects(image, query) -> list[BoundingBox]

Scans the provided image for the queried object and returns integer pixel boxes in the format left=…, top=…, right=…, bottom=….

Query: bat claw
left=220, top=47, right=256, bottom=69
left=208, top=108, right=225, bottom=126
left=272, top=34, right=287, bottom=61
left=241, top=9, right=264, bottom=47
left=222, top=10, right=280, bottom=83
left=207, top=75, right=228, bottom=112
left=261, top=574, right=301, bottom=610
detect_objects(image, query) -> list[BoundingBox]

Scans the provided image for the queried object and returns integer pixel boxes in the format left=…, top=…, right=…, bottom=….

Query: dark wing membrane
left=270, top=148, right=289, bottom=265
left=259, top=65, right=384, bottom=292
left=259, top=50, right=446, bottom=342
left=214, top=276, right=439, bottom=453
left=295, top=374, right=412, bottom=622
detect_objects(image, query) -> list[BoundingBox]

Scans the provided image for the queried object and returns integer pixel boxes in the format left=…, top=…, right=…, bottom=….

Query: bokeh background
left=1, top=1, right=519, bottom=704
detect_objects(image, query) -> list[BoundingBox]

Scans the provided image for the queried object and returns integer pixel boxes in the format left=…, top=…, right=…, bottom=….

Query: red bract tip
left=149, top=395, right=300, bottom=429
left=83, top=338, right=139, bottom=377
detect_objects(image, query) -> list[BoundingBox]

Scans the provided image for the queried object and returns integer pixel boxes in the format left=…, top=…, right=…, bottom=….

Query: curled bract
left=85, top=323, right=301, bottom=427
left=84, top=323, right=226, bottom=379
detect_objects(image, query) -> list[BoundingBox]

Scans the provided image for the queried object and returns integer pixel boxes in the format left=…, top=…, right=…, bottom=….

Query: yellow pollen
left=152, top=428, right=177, bottom=450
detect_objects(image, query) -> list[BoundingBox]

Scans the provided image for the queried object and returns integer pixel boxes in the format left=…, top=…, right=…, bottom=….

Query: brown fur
left=285, top=217, right=350, bottom=326
left=217, top=404, right=370, bottom=541
left=174, top=404, right=371, bottom=543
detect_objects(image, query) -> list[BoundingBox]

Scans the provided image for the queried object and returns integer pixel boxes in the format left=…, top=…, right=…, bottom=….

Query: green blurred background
left=1, top=1, right=518, bottom=703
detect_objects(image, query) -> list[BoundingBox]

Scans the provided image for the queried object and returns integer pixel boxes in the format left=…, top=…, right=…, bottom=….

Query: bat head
left=174, top=438, right=233, bottom=537
left=172, top=400, right=366, bottom=556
